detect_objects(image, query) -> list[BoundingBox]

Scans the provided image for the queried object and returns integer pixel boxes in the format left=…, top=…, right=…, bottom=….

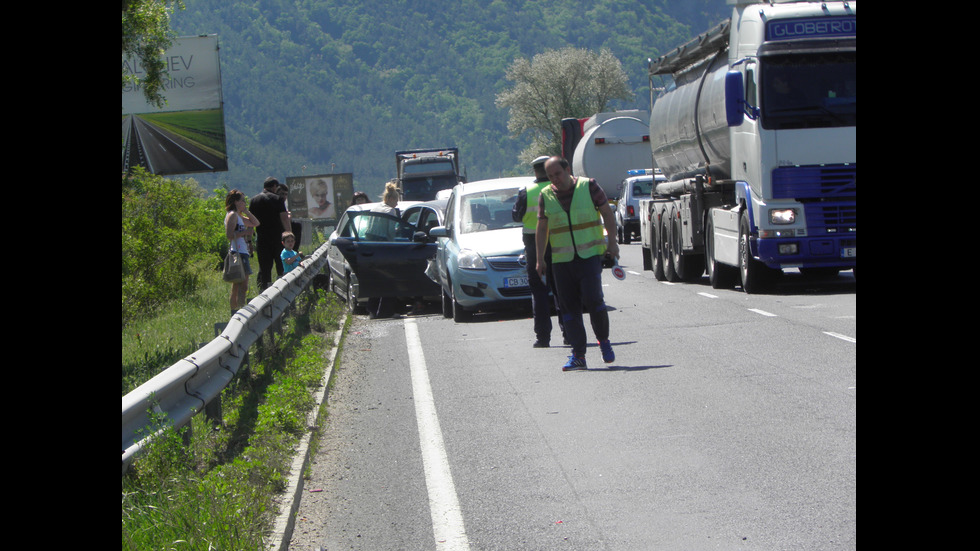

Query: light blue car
left=428, top=177, right=534, bottom=321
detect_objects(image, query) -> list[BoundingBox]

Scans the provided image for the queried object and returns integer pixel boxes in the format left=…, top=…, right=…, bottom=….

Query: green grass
left=122, top=258, right=348, bottom=550
left=122, top=264, right=231, bottom=395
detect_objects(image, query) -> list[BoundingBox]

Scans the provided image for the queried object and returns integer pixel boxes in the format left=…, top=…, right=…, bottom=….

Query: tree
left=495, top=47, right=633, bottom=162
left=122, top=0, right=185, bottom=109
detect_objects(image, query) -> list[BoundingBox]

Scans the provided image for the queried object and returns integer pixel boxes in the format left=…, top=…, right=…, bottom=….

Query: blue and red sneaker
left=599, top=340, right=615, bottom=363
left=562, top=355, right=587, bottom=371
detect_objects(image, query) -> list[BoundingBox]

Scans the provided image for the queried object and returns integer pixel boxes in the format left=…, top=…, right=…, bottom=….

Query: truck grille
left=772, top=165, right=855, bottom=235
left=804, top=201, right=856, bottom=235
left=771, top=165, right=856, bottom=199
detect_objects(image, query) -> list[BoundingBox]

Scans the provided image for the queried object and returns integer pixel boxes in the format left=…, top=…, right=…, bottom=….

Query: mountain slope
left=170, top=0, right=729, bottom=196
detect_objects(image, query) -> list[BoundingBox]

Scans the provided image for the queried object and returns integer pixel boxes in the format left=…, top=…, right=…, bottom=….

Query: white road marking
left=748, top=308, right=778, bottom=317
left=824, top=331, right=856, bottom=343
left=404, top=318, right=470, bottom=550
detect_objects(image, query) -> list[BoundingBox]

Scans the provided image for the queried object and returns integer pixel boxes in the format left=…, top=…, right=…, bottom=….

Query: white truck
left=395, top=148, right=465, bottom=201
left=639, top=0, right=856, bottom=293
left=560, top=110, right=653, bottom=202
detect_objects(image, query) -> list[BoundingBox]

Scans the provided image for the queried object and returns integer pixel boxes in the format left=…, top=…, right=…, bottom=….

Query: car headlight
left=769, top=208, right=797, bottom=225
left=457, top=249, right=487, bottom=270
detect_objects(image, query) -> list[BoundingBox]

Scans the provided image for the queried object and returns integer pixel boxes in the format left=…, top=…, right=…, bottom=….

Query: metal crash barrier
left=122, top=241, right=331, bottom=474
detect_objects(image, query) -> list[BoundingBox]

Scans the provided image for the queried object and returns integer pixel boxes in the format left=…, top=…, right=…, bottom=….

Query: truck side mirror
left=725, top=71, right=745, bottom=126
left=725, top=71, right=759, bottom=126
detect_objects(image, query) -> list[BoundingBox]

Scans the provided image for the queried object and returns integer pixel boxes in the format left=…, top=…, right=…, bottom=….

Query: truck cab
left=396, top=148, right=464, bottom=201
left=615, top=168, right=664, bottom=244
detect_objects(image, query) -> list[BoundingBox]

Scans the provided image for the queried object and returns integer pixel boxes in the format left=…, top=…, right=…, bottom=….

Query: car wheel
left=450, top=282, right=472, bottom=322
left=328, top=268, right=339, bottom=298
left=441, top=287, right=453, bottom=318
left=346, top=273, right=365, bottom=314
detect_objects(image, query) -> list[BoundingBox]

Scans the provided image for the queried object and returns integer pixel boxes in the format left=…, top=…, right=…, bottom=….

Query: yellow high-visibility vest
left=540, top=177, right=606, bottom=263
left=522, top=179, right=550, bottom=234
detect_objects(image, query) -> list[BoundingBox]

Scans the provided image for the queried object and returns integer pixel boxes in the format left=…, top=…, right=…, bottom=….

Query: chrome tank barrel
left=650, top=53, right=732, bottom=182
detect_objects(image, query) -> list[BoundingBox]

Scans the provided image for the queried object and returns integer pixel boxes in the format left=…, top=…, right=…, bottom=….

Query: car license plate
left=505, top=276, right=528, bottom=287
left=841, top=247, right=856, bottom=258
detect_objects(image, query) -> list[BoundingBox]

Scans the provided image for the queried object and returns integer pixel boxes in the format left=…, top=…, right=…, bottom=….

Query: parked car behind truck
left=615, top=168, right=664, bottom=244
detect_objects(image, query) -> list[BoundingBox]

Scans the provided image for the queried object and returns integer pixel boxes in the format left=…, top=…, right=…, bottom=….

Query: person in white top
left=224, top=189, right=260, bottom=313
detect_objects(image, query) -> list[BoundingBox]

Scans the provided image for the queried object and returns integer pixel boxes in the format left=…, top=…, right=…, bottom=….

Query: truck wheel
left=738, top=212, right=775, bottom=294
left=706, top=216, right=737, bottom=289
left=671, top=212, right=704, bottom=282
left=662, top=208, right=679, bottom=282
left=652, top=212, right=666, bottom=280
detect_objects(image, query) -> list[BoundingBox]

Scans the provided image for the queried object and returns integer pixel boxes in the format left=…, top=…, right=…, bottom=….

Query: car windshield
left=346, top=211, right=414, bottom=242
left=459, top=188, right=521, bottom=234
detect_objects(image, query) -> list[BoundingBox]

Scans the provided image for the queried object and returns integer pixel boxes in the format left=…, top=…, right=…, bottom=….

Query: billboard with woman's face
left=284, top=173, right=353, bottom=222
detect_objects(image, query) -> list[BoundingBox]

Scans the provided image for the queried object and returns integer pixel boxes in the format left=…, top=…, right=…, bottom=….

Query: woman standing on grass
left=225, top=189, right=260, bottom=313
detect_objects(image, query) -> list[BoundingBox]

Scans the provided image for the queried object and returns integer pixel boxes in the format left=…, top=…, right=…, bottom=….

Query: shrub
left=122, top=169, right=227, bottom=326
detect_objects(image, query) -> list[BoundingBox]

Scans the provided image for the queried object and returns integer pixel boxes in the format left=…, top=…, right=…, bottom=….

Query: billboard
left=285, top=173, right=354, bottom=224
left=122, top=35, right=228, bottom=176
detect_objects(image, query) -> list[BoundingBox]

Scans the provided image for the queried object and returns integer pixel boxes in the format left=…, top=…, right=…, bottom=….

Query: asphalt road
left=288, top=244, right=856, bottom=550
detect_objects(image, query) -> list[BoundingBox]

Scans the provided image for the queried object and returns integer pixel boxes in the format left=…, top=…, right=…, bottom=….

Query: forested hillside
left=169, top=0, right=729, bottom=197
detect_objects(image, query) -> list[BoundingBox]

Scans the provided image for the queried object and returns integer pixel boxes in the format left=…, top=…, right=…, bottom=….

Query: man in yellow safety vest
left=535, top=156, right=619, bottom=371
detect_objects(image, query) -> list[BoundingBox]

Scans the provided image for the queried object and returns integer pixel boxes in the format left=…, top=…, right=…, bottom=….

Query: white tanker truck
left=639, top=0, right=856, bottom=293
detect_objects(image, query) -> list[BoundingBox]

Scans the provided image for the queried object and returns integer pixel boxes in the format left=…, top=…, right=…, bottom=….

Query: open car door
left=330, top=211, right=440, bottom=298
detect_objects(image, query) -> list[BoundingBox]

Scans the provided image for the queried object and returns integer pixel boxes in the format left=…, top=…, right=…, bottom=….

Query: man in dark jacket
left=512, top=156, right=565, bottom=347
left=250, top=177, right=291, bottom=290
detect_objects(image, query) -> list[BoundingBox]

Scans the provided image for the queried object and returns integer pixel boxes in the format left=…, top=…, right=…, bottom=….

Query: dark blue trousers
left=552, top=254, right=609, bottom=358
left=524, top=234, right=563, bottom=342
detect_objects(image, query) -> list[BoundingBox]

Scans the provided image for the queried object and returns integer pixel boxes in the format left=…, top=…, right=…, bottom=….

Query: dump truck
left=395, top=148, right=464, bottom=201
left=639, top=0, right=856, bottom=292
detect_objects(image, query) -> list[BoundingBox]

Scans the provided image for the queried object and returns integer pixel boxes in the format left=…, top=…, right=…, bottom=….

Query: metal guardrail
left=122, top=241, right=331, bottom=474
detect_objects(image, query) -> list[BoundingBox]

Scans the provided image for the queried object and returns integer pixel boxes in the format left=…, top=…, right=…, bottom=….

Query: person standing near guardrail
left=225, top=189, right=260, bottom=313
left=251, top=177, right=291, bottom=291
left=281, top=231, right=303, bottom=274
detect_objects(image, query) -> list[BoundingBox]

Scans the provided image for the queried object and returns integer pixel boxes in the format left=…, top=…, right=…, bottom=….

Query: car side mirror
left=429, top=226, right=449, bottom=238
left=331, top=236, right=353, bottom=248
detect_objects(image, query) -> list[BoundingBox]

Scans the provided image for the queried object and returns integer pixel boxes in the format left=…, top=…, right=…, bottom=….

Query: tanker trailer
left=639, top=0, right=856, bottom=293
left=560, top=110, right=652, bottom=202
